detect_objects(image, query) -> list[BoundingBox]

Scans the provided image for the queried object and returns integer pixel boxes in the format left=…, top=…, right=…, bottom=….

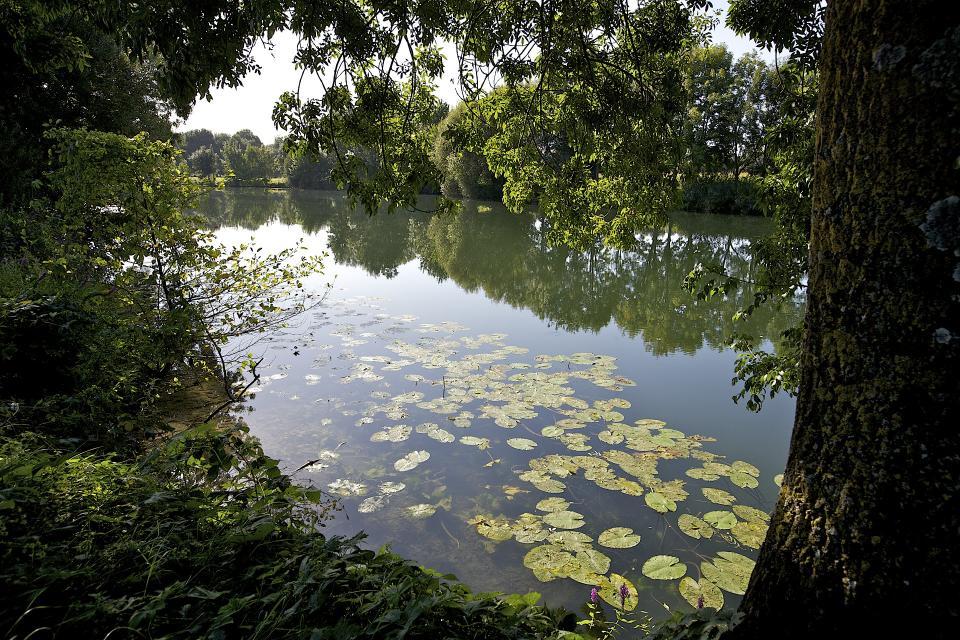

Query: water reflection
left=198, top=188, right=801, bottom=620
left=198, top=189, right=801, bottom=355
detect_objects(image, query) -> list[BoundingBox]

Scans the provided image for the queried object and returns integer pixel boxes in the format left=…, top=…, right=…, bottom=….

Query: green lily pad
left=370, top=425, right=412, bottom=443
left=645, top=492, right=677, bottom=513
left=773, top=473, right=784, bottom=487
left=575, top=548, right=611, bottom=575
left=732, top=505, right=770, bottom=523
left=543, top=510, right=585, bottom=529
left=598, top=527, right=641, bottom=548
left=512, top=513, right=549, bottom=543
left=425, top=427, right=455, bottom=443
left=679, top=577, right=724, bottom=610
left=523, top=544, right=576, bottom=582
left=730, top=471, right=760, bottom=489
left=597, top=574, right=639, bottom=611
left=459, top=436, right=491, bottom=448
left=378, top=481, right=406, bottom=495
left=702, top=488, right=736, bottom=505
left=731, top=460, right=760, bottom=477
left=394, top=450, right=430, bottom=472
left=507, top=438, right=538, bottom=450
left=357, top=495, right=387, bottom=513
left=469, top=515, right=513, bottom=541
left=685, top=467, right=721, bottom=481
left=678, top=514, right=714, bottom=539
left=536, top=497, right=571, bottom=513
left=547, top=530, right=593, bottom=551
left=642, top=554, right=687, bottom=580
left=701, top=552, right=755, bottom=595
left=704, top=510, right=738, bottom=530
left=731, top=520, right=768, bottom=549
left=327, top=478, right=368, bottom=496
left=406, top=503, right=437, bottom=519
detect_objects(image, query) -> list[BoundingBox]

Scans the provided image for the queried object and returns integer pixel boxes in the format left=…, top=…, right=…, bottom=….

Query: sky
left=179, top=2, right=769, bottom=143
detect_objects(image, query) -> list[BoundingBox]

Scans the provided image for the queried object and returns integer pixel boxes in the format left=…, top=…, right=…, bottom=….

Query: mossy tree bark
left=731, top=2, right=960, bottom=637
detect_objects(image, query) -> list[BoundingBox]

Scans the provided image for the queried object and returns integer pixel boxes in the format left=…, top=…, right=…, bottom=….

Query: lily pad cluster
left=261, top=305, right=779, bottom=615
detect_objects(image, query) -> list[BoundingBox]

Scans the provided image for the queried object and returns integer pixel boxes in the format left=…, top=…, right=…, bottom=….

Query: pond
left=198, top=188, right=803, bottom=619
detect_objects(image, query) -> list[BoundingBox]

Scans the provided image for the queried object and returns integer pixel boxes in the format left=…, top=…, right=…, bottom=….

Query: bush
left=0, top=427, right=569, bottom=639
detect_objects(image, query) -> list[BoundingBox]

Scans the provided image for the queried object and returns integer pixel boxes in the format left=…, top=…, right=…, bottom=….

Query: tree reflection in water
left=197, top=189, right=803, bottom=356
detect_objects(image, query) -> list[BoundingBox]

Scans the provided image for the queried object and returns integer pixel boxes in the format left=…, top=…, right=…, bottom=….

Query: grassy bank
left=0, top=419, right=575, bottom=639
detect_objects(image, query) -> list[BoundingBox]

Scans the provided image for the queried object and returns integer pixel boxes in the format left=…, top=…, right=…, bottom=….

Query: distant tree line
left=182, top=44, right=799, bottom=217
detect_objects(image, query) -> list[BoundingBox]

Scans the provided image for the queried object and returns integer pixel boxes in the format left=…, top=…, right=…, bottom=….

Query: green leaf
left=702, top=488, right=736, bottom=505
left=535, top=497, right=571, bottom=513
left=677, top=514, right=714, bottom=539
left=507, top=438, right=537, bottom=450
left=393, top=450, right=430, bottom=472
left=729, top=471, right=759, bottom=488
left=703, top=510, right=737, bottom=530
left=644, top=491, right=677, bottom=513
left=641, top=555, right=687, bottom=580
left=678, top=576, right=724, bottom=609
left=542, top=510, right=585, bottom=529
left=597, top=574, right=638, bottom=611
left=731, top=520, right=768, bottom=549
left=597, top=527, right=641, bottom=549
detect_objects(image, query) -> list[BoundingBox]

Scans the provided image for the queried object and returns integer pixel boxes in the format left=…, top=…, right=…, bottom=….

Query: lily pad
left=679, top=577, right=724, bottom=610
left=731, top=460, right=760, bottom=477
left=731, top=520, right=768, bottom=549
left=357, top=495, right=387, bottom=513
left=598, top=527, right=641, bottom=549
left=703, top=510, right=738, bottom=530
left=406, top=503, right=437, bottom=519
left=327, top=479, right=367, bottom=496
left=732, top=505, right=770, bottom=524
left=370, top=425, right=412, bottom=443
left=730, top=471, right=760, bottom=489
left=774, top=473, right=784, bottom=487
left=678, top=514, right=714, bottom=539
left=512, top=513, right=549, bottom=543
left=459, top=436, right=491, bottom=448
left=702, top=488, right=736, bottom=505
left=701, top=552, right=755, bottom=595
left=543, top=510, right=585, bottom=529
left=470, top=515, right=514, bottom=541
left=523, top=544, right=576, bottom=582
left=507, top=438, right=538, bottom=450
left=685, top=467, right=721, bottom=481
left=536, top=497, right=571, bottom=513
left=642, top=554, right=687, bottom=580
left=547, top=530, right=593, bottom=551
left=378, top=481, right=406, bottom=495
left=645, top=492, right=677, bottom=513
left=394, top=450, right=430, bottom=472
left=597, top=574, right=639, bottom=611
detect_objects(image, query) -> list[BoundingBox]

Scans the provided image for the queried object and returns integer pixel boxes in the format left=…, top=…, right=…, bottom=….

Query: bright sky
left=179, top=2, right=769, bottom=143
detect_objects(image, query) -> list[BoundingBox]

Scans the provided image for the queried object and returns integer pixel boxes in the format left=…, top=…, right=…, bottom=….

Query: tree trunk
left=731, top=2, right=960, bottom=637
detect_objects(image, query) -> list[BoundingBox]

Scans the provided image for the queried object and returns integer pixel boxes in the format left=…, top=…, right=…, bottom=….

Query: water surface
left=199, top=189, right=802, bottom=618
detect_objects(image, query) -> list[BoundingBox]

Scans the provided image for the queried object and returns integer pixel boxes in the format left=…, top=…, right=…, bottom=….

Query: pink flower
left=590, top=587, right=599, bottom=603
left=619, top=583, right=629, bottom=607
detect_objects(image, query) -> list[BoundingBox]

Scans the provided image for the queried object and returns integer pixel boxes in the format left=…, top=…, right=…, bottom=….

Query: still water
left=198, top=188, right=802, bottom=618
